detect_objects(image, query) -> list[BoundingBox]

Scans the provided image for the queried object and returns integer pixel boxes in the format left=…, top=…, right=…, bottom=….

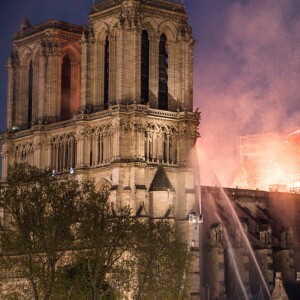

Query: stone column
left=81, top=36, right=88, bottom=109
left=123, top=27, right=132, bottom=102
left=75, top=126, right=85, bottom=167
left=180, top=39, right=185, bottom=110
left=187, top=39, right=194, bottom=111
left=17, top=65, right=27, bottom=126
left=95, top=40, right=104, bottom=107
left=111, top=129, right=116, bottom=160
left=1, top=142, right=12, bottom=178
left=89, top=39, right=96, bottom=107
left=166, top=133, right=170, bottom=164
left=149, top=37, right=159, bottom=108
left=32, top=60, right=39, bottom=123
left=168, top=40, right=176, bottom=110
left=6, top=57, right=14, bottom=129
left=94, top=134, right=98, bottom=164
left=71, top=62, right=81, bottom=113
left=173, top=38, right=183, bottom=110
left=177, top=134, right=182, bottom=164
left=38, top=51, right=46, bottom=120
left=45, top=54, right=53, bottom=117
left=46, top=43, right=61, bottom=118
left=117, top=27, right=124, bottom=102
left=109, top=36, right=117, bottom=104
left=146, top=132, right=150, bottom=161
left=132, top=27, right=140, bottom=102
left=33, top=135, right=42, bottom=168
left=157, top=133, right=162, bottom=163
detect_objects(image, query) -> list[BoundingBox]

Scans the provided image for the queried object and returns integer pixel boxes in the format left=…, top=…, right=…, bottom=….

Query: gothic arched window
left=141, top=30, right=149, bottom=104
left=104, top=36, right=109, bottom=109
left=61, top=55, right=71, bottom=118
left=50, top=135, right=76, bottom=172
left=158, top=33, right=168, bottom=110
left=28, top=61, right=33, bottom=125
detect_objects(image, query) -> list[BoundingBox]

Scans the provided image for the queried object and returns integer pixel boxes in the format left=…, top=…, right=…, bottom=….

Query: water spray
left=223, top=226, right=250, bottom=300
left=189, top=145, right=203, bottom=247
left=195, top=144, right=203, bottom=220
left=210, top=169, right=271, bottom=298
left=219, top=187, right=271, bottom=298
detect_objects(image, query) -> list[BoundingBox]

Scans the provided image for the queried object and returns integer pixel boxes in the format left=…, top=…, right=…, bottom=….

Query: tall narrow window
left=50, top=138, right=76, bottom=172
left=158, top=34, right=168, bottom=110
left=28, top=61, right=33, bottom=125
left=104, top=36, right=109, bottom=109
left=163, top=132, right=167, bottom=163
left=61, top=55, right=71, bottom=118
left=141, top=30, right=149, bottom=104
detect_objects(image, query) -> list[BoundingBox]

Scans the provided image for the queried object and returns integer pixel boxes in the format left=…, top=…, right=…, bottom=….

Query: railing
left=2, top=103, right=199, bottom=137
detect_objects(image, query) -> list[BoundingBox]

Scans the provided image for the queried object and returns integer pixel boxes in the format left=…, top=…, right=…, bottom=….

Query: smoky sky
left=194, top=0, right=300, bottom=186
left=1, top=0, right=300, bottom=186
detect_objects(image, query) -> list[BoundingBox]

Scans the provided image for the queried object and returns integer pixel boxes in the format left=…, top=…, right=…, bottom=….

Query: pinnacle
left=20, top=16, right=31, bottom=32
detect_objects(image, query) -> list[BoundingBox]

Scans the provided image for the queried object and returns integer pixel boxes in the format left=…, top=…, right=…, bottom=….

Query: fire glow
left=231, top=128, right=300, bottom=192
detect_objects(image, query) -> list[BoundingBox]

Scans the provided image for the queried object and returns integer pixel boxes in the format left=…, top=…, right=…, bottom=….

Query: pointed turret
left=149, top=166, right=175, bottom=217
left=149, top=166, right=175, bottom=192
left=20, top=16, right=31, bottom=32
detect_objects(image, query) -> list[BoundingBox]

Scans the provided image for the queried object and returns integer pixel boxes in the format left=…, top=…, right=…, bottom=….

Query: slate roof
left=136, top=204, right=149, bottom=217
left=135, top=184, right=147, bottom=190
left=149, top=166, right=175, bottom=192
left=164, top=207, right=175, bottom=219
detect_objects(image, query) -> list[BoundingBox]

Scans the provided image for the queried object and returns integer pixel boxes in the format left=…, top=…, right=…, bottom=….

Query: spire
left=149, top=166, right=175, bottom=192
left=20, top=16, right=31, bottom=32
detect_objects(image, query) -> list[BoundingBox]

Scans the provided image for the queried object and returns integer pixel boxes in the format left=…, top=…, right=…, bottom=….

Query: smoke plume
left=193, top=0, right=300, bottom=186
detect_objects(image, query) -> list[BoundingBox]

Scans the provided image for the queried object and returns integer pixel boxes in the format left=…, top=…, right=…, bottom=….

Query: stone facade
left=1, top=0, right=199, bottom=217
left=0, top=0, right=201, bottom=297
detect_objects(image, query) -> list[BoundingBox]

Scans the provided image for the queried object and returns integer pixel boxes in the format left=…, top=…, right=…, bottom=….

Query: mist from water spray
left=223, top=226, right=250, bottom=300
left=194, top=144, right=271, bottom=298
left=194, top=145, right=202, bottom=215
left=205, top=190, right=250, bottom=299
left=210, top=173, right=271, bottom=298
left=218, top=187, right=271, bottom=297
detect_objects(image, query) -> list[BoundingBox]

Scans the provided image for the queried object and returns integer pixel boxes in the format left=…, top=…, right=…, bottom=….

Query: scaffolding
left=232, top=128, right=300, bottom=192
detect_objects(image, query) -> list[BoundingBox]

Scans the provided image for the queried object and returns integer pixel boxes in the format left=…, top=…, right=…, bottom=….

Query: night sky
left=1, top=0, right=300, bottom=186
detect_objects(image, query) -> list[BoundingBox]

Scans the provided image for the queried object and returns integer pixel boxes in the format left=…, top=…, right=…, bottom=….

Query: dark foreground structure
left=201, top=186, right=300, bottom=299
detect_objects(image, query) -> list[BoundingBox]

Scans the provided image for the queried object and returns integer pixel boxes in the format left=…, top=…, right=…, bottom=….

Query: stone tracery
left=50, top=133, right=76, bottom=172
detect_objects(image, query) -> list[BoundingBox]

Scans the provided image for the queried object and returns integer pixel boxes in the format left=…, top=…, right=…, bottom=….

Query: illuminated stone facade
left=0, top=0, right=201, bottom=297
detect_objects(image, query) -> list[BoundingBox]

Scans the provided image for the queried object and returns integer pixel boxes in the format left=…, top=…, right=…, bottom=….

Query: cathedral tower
left=1, top=0, right=200, bottom=296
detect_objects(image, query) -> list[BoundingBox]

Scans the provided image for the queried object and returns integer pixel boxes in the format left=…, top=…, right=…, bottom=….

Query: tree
left=0, top=163, right=80, bottom=300
left=73, top=180, right=135, bottom=300
left=0, top=163, right=192, bottom=300
left=131, top=219, right=192, bottom=300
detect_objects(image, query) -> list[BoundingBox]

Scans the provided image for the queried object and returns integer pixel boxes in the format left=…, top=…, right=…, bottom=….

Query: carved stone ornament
left=119, top=3, right=141, bottom=29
